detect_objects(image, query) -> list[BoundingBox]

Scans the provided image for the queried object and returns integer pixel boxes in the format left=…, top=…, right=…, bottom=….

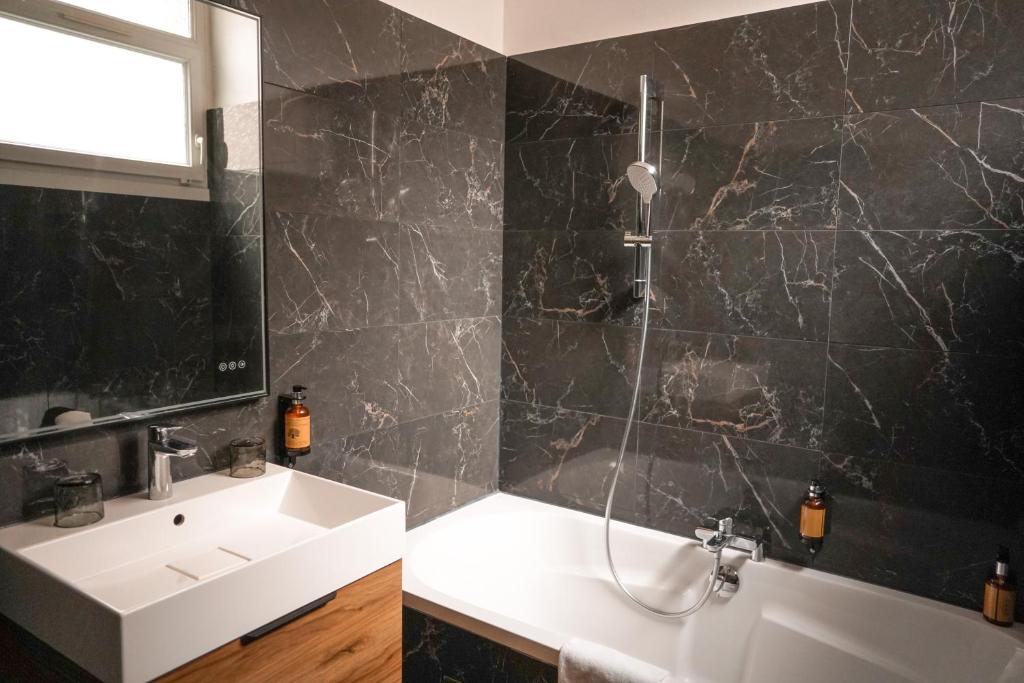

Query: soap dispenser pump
left=983, top=546, right=1016, bottom=627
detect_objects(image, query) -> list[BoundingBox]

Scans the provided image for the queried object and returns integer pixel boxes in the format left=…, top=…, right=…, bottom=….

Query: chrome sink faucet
left=695, top=517, right=765, bottom=562
left=148, top=425, right=197, bottom=501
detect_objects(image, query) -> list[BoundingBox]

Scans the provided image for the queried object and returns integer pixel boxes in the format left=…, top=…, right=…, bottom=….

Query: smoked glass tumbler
left=54, top=473, right=104, bottom=528
left=230, top=437, right=267, bottom=478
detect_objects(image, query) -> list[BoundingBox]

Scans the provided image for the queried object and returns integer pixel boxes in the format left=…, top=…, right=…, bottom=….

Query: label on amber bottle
left=800, top=505, right=826, bottom=539
left=285, top=415, right=311, bottom=450
left=984, top=583, right=1016, bottom=624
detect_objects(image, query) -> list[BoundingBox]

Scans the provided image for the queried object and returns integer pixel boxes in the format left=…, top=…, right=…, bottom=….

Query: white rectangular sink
left=0, top=464, right=404, bottom=682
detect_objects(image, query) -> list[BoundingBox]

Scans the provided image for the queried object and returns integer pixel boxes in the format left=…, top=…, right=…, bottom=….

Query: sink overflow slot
left=173, top=514, right=185, bottom=526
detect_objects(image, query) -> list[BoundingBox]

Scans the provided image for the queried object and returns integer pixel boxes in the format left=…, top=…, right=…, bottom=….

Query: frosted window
left=56, top=0, right=191, bottom=37
left=0, top=17, right=190, bottom=166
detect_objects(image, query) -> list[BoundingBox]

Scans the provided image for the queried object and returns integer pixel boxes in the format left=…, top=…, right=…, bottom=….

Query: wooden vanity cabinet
left=0, top=561, right=402, bottom=683
left=158, top=561, right=402, bottom=682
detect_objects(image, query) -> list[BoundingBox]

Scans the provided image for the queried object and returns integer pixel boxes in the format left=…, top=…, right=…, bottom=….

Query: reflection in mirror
left=0, top=0, right=266, bottom=444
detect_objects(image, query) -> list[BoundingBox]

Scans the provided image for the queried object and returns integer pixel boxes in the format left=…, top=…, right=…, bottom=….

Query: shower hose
left=603, top=240, right=723, bottom=618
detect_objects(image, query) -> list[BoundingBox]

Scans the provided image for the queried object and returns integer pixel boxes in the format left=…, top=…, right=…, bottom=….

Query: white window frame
left=0, top=0, right=211, bottom=200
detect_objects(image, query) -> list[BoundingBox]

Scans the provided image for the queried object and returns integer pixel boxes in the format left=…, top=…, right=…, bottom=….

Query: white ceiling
left=383, top=0, right=822, bottom=55
left=383, top=0, right=504, bottom=53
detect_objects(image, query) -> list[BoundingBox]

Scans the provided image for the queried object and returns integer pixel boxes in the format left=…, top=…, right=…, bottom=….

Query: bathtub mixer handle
left=697, top=517, right=733, bottom=553
left=695, top=517, right=765, bottom=562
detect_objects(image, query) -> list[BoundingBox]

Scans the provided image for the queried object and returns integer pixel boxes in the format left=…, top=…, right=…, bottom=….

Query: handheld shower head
left=627, top=160, right=660, bottom=204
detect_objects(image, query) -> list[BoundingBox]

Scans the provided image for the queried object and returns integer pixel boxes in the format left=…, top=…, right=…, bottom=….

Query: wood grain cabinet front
left=159, top=561, right=402, bottom=683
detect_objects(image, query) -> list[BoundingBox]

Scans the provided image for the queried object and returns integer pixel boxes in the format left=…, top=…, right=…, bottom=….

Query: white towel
left=558, top=637, right=675, bottom=683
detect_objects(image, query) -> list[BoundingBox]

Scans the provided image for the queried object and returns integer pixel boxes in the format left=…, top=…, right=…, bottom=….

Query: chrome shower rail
left=631, top=74, right=658, bottom=299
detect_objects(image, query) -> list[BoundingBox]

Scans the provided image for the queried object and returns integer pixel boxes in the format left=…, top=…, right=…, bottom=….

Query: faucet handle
left=148, top=424, right=182, bottom=444
left=717, top=517, right=734, bottom=535
left=149, top=423, right=193, bottom=446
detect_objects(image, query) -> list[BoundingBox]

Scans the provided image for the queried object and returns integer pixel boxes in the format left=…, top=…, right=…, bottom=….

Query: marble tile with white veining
left=845, top=0, right=1024, bottom=113
left=653, top=0, right=851, bottom=129
left=76, top=358, right=216, bottom=417
left=504, top=134, right=638, bottom=231
left=1, top=187, right=86, bottom=432
left=502, top=230, right=654, bottom=326
left=296, top=420, right=408, bottom=508
left=636, top=426, right=820, bottom=566
left=266, top=211, right=399, bottom=334
left=398, top=225, right=501, bottom=324
left=398, top=317, right=501, bottom=422
left=399, top=130, right=504, bottom=231
left=657, top=230, right=834, bottom=342
left=0, top=184, right=244, bottom=438
left=268, top=328, right=401, bottom=440
left=838, top=100, right=1024, bottom=231
left=506, top=33, right=652, bottom=143
left=823, top=344, right=1024, bottom=479
left=817, top=453, right=1024, bottom=615
left=404, top=607, right=557, bottom=683
left=400, top=401, right=499, bottom=527
left=79, top=191, right=213, bottom=302
left=83, top=297, right=213, bottom=375
left=830, top=230, right=1024, bottom=355
left=210, top=169, right=263, bottom=240
left=400, top=13, right=506, bottom=141
left=263, top=83, right=399, bottom=221
left=641, top=330, right=827, bottom=449
left=211, top=234, right=265, bottom=396
left=81, top=188, right=211, bottom=234
left=501, top=317, right=641, bottom=419
left=237, top=0, right=402, bottom=98
left=23, top=327, right=215, bottom=422
left=499, top=400, right=642, bottom=520
left=656, top=117, right=841, bottom=231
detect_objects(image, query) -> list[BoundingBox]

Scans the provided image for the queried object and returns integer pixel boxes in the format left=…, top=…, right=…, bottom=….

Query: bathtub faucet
left=695, top=517, right=765, bottom=562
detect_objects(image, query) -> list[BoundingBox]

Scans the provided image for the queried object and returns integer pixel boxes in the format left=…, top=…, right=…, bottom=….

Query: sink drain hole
left=173, top=514, right=185, bottom=526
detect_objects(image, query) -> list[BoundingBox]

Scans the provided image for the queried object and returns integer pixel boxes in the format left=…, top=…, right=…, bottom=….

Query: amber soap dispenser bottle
left=284, top=385, right=311, bottom=457
left=800, top=480, right=828, bottom=553
left=983, top=546, right=1016, bottom=627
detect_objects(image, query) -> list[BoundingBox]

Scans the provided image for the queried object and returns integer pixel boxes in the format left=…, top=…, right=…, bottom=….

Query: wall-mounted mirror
left=0, top=0, right=265, bottom=444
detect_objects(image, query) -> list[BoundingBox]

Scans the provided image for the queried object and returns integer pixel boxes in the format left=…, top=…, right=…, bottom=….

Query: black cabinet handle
left=240, top=591, right=337, bottom=645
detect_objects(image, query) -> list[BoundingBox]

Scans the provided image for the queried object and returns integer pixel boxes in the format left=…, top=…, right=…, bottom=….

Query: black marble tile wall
left=655, top=117, right=842, bottom=231
left=0, top=0, right=506, bottom=531
left=652, top=0, right=851, bottom=129
left=501, top=0, right=1024, bottom=619
left=208, top=106, right=265, bottom=398
left=506, top=34, right=651, bottom=142
left=401, top=13, right=507, bottom=141
left=845, top=0, right=1024, bottom=113
left=404, top=607, right=557, bottom=683
left=0, top=184, right=219, bottom=432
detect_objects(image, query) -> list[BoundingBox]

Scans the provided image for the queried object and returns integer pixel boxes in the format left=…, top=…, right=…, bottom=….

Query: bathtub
left=403, top=493, right=1024, bottom=683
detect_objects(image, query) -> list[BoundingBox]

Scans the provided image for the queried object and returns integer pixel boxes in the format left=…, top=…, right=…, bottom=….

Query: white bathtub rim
left=402, top=492, right=1024, bottom=670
